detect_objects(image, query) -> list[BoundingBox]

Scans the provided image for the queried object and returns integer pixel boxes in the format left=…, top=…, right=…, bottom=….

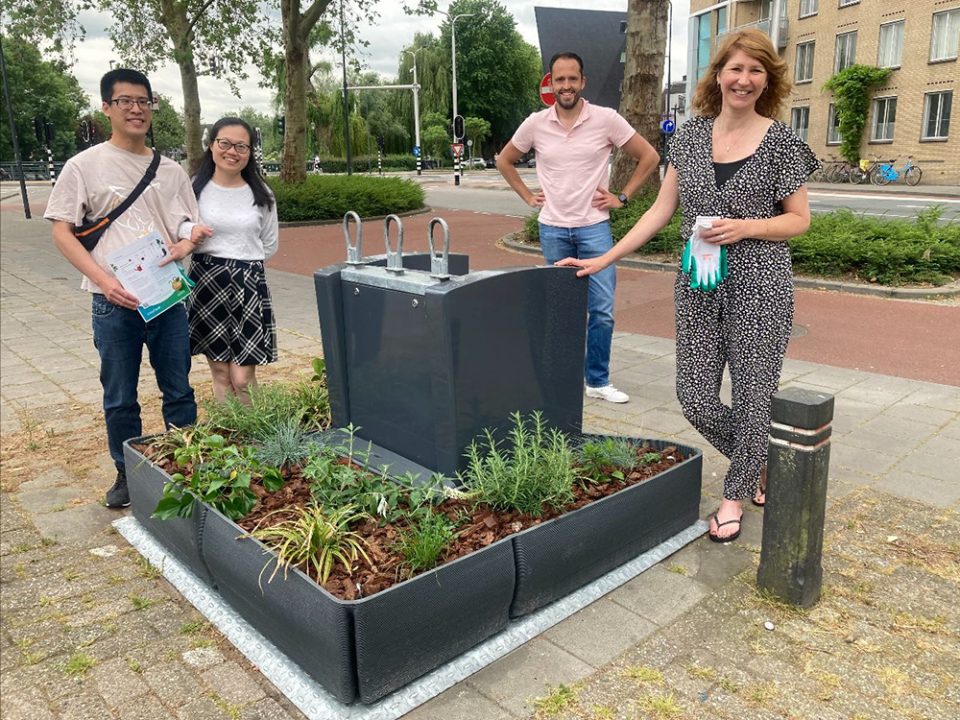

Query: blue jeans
left=539, top=221, right=616, bottom=388
left=92, top=295, right=196, bottom=472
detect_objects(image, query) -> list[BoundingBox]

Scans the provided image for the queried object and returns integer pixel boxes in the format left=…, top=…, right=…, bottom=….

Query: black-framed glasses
left=214, top=138, right=251, bottom=154
left=110, top=97, right=153, bottom=110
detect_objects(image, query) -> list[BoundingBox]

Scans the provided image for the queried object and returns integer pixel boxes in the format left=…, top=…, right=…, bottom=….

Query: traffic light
left=376, top=134, right=384, bottom=151
left=34, top=117, right=45, bottom=145
left=277, top=116, right=285, bottom=136
left=453, top=114, right=464, bottom=141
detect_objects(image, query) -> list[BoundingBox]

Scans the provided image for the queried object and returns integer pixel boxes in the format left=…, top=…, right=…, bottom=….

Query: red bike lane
left=268, top=209, right=960, bottom=387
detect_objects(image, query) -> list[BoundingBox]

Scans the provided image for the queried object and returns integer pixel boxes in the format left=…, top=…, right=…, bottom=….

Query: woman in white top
left=188, top=117, right=279, bottom=403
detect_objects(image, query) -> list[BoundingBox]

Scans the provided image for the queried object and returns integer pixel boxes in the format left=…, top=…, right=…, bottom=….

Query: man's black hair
left=549, top=52, right=584, bottom=74
left=100, top=68, right=153, bottom=103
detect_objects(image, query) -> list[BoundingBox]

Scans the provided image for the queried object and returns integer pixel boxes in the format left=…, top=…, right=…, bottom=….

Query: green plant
left=523, top=192, right=685, bottom=258
left=251, top=504, right=371, bottom=585
left=576, top=437, right=641, bottom=485
left=823, top=65, right=892, bottom=164
left=64, top=652, right=96, bottom=676
left=267, top=175, right=425, bottom=222
left=459, top=411, right=576, bottom=517
left=202, top=379, right=330, bottom=443
left=395, top=510, right=456, bottom=572
left=253, top=418, right=315, bottom=468
left=152, top=434, right=283, bottom=521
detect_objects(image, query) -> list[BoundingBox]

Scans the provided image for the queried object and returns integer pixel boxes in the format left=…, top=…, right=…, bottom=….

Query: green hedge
left=521, top=201, right=959, bottom=287
left=267, top=175, right=425, bottom=222
left=313, top=154, right=428, bottom=173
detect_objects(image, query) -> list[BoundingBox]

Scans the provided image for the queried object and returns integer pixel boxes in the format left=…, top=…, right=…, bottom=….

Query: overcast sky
left=70, top=1, right=690, bottom=122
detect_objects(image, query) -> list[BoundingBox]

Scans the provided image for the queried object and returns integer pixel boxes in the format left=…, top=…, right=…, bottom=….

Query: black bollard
left=757, top=387, right=834, bottom=608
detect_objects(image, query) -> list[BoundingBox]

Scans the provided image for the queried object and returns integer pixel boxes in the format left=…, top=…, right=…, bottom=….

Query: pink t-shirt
left=509, top=100, right=637, bottom=228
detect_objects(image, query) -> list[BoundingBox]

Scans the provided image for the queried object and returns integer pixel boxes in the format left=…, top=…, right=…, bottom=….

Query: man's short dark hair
left=549, top=52, right=584, bottom=74
left=100, top=68, right=153, bottom=103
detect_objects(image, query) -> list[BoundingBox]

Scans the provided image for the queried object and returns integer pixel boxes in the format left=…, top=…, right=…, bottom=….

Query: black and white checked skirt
left=187, top=253, right=277, bottom=366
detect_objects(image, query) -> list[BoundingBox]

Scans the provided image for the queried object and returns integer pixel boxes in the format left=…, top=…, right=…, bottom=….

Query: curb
left=278, top=206, right=432, bottom=229
left=500, top=234, right=960, bottom=300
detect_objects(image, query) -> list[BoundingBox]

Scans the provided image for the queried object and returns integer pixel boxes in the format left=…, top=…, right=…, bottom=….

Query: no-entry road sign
left=539, top=73, right=555, bottom=106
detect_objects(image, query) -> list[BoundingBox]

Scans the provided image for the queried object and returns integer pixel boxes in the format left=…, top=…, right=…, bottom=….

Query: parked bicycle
left=848, top=156, right=885, bottom=185
left=871, top=155, right=922, bottom=186
left=822, top=156, right=854, bottom=183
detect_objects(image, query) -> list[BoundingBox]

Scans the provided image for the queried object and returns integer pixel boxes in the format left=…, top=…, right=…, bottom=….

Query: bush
left=267, top=175, right=425, bottom=222
left=521, top=199, right=959, bottom=286
left=313, top=154, right=425, bottom=173
left=792, top=207, right=960, bottom=286
left=522, top=191, right=685, bottom=259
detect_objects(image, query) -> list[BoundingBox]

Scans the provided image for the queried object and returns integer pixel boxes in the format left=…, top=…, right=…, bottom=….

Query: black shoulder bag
left=74, top=150, right=162, bottom=251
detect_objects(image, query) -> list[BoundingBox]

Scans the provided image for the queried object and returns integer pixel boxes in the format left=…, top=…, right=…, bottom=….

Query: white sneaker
left=585, top=384, right=630, bottom=403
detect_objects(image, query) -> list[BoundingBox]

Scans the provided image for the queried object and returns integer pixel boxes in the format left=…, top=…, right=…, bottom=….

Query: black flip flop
left=708, top=512, right=742, bottom=543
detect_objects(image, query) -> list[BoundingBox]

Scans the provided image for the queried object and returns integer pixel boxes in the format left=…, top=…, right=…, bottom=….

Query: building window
left=839, top=0, right=859, bottom=7
left=800, top=0, right=818, bottom=18
left=760, top=0, right=772, bottom=21
left=878, top=21, right=904, bottom=68
left=717, top=6, right=727, bottom=34
left=795, top=41, right=815, bottom=83
left=835, top=31, right=857, bottom=72
left=695, top=13, right=712, bottom=81
left=930, top=9, right=959, bottom=62
left=827, top=103, right=842, bottom=145
left=923, top=91, right=953, bottom=139
left=871, top=97, right=897, bottom=141
left=620, top=20, right=627, bottom=33
left=791, top=107, right=810, bottom=142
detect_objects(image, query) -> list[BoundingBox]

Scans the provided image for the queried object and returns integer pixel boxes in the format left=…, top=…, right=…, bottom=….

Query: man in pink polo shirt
left=497, top=52, right=659, bottom=404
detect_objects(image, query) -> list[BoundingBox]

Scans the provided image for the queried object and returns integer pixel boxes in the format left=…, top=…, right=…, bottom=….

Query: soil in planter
left=137, top=442, right=687, bottom=601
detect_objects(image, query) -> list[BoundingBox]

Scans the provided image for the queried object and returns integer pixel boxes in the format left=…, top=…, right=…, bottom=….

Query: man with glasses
left=45, top=68, right=211, bottom=509
left=497, top=52, right=659, bottom=404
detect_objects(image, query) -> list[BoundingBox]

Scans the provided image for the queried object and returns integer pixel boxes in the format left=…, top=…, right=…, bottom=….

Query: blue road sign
left=661, top=118, right=676, bottom=135
left=413, top=146, right=421, bottom=157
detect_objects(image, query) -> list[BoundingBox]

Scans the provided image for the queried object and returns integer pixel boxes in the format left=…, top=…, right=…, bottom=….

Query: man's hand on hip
left=591, top=187, right=622, bottom=210
left=527, top=190, right=546, bottom=208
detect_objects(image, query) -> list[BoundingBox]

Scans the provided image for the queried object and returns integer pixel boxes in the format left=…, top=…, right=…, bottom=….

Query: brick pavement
left=1, top=196, right=958, bottom=720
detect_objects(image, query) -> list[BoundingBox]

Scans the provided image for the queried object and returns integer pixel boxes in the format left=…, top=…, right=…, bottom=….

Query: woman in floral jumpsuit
left=557, top=28, right=819, bottom=542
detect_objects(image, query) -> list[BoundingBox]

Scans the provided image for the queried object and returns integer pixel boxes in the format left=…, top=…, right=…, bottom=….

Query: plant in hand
left=152, top=434, right=283, bottom=521
left=250, top=504, right=371, bottom=586
left=459, top=411, right=575, bottom=517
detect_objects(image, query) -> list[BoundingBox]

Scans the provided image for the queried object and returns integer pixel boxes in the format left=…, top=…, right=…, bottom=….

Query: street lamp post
left=405, top=49, right=423, bottom=176
left=450, top=12, right=473, bottom=186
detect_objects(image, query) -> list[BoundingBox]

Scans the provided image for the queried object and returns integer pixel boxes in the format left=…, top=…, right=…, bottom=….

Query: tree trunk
left=159, top=0, right=203, bottom=175
left=280, top=0, right=331, bottom=184
left=611, top=0, right=668, bottom=194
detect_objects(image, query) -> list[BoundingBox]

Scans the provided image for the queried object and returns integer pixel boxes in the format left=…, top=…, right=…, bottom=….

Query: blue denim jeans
left=539, top=221, right=616, bottom=388
left=92, top=294, right=196, bottom=472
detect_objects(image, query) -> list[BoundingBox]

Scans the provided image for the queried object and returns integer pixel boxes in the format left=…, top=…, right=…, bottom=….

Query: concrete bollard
left=757, top=387, right=834, bottom=608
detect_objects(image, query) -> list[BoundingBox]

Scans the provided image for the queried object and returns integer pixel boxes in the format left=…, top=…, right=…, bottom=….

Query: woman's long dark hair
left=192, top=117, right=273, bottom=208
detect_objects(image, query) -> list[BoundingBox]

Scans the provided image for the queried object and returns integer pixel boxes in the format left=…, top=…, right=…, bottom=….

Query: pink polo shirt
left=509, top=100, right=637, bottom=228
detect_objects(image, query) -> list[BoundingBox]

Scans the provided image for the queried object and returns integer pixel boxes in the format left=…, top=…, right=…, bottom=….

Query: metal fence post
left=757, top=387, right=834, bottom=608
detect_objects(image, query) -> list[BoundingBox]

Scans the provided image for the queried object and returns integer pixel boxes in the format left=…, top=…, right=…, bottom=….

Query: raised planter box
left=123, top=437, right=702, bottom=704
left=123, top=439, right=212, bottom=585
left=510, top=438, right=702, bottom=618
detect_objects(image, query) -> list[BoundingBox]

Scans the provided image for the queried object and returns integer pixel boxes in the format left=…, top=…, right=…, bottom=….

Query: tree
left=610, top=0, right=668, bottom=193
left=235, top=106, right=283, bottom=161
left=438, top=0, right=541, bottom=147
left=0, top=35, right=87, bottom=160
left=150, top=94, right=186, bottom=154
left=464, top=115, right=490, bottom=158
left=2, top=0, right=275, bottom=175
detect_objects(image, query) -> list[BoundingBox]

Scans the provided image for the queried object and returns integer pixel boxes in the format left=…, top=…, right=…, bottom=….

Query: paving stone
left=542, top=597, right=658, bottom=667
left=90, top=656, right=150, bottom=708
left=0, top=686, right=57, bottom=720
left=182, top=646, right=225, bottom=669
left=143, top=662, right=204, bottom=708
left=405, top=682, right=517, bottom=720
left=466, top=637, right=594, bottom=717
left=200, top=661, right=268, bottom=705
left=176, top=696, right=234, bottom=720
left=609, top=565, right=712, bottom=626
left=873, top=468, right=960, bottom=508
left=117, top=695, right=178, bottom=720
left=31, top=503, right=119, bottom=546
left=53, top=690, right=114, bottom=720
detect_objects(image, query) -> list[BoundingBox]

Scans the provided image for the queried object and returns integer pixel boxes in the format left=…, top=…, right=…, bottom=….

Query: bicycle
left=848, top=156, right=884, bottom=185
left=826, top=160, right=854, bottom=183
left=870, top=155, right=922, bottom=186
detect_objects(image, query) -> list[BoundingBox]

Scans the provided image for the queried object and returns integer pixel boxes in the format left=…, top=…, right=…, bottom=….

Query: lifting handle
left=343, top=211, right=363, bottom=265
left=384, top=214, right=404, bottom=274
left=428, top=217, right=451, bottom=280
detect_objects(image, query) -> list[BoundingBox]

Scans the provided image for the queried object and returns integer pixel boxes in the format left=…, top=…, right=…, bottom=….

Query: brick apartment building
left=686, top=0, right=959, bottom=186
